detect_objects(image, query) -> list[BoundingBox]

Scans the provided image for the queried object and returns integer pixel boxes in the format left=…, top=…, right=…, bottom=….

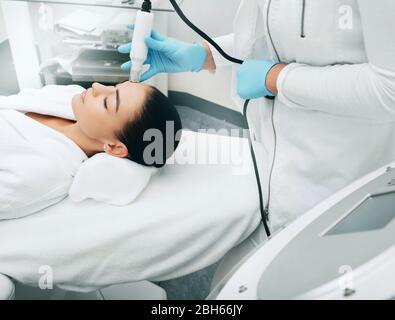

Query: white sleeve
left=277, top=0, right=395, bottom=121
left=208, top=33, right=238, bottom=68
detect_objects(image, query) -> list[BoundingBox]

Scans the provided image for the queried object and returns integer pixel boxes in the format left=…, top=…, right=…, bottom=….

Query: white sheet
left=0, top=132, right=261, bottom=292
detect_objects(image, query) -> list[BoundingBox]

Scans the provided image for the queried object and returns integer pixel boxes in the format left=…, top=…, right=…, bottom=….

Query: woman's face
left=72, top=81, right=148, bottom=144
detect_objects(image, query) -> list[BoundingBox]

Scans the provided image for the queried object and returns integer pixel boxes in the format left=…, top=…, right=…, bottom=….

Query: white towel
left=0, top=86, right=88, bottom=219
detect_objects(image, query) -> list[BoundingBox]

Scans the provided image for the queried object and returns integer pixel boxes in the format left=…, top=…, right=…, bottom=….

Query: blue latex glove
left=118, top=25, right=207, bottom=82
left=236, top=60, right=279, bottom=100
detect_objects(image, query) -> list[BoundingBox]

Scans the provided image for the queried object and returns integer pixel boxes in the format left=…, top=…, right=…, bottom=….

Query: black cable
left=168, top=0, right=244, bottom=65
left=168, top=0, right=271, bottom=237
left=264, top=0, right=280, bottom=223
left=301, top=0, right=306, bottom=38
left=243, top=100, right=271, bottom=237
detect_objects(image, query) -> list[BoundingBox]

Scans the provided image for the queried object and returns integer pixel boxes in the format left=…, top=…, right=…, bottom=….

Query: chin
left=71, top=95, right=80, bottom=119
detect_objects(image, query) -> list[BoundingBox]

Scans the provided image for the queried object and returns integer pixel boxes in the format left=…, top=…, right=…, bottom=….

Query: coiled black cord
left=168, top=0, right=271, bottom=237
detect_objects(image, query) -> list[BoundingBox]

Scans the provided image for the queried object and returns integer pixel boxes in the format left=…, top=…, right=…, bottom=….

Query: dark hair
left=116, top=86, right=182, bottom=168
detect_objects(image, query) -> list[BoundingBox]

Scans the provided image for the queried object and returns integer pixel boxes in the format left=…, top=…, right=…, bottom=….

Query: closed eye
left=104, top=97, right=108, bottom=110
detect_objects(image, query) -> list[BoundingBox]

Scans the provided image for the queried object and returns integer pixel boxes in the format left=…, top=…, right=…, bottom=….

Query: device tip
left=130, top=70, right=141, bottom=83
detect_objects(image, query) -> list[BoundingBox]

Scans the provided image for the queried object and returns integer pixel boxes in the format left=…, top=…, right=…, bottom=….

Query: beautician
left=119, top=0, right=395, bottom=232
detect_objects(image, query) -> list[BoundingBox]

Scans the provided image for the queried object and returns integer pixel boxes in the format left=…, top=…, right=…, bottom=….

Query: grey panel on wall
left=169, top=91, right=247, bottom=129
left=0, top=40, right=19, bottom=95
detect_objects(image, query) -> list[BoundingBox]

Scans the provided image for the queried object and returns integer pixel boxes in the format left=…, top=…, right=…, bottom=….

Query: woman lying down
left=0, top=81, right=182, bottom=220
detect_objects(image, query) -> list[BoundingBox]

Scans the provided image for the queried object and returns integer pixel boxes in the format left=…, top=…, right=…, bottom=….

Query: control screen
left=325, top=192, right=395, bottom=236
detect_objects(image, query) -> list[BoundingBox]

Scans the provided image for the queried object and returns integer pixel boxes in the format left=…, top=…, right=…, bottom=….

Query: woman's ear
left=104, top=142, right=129, bottom=158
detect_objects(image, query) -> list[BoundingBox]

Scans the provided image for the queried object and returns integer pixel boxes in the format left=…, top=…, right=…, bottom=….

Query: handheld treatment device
left=130, top=0, right=154, bottom=82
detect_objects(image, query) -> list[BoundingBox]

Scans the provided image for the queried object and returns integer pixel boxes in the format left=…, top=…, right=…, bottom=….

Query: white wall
left=167, top=0, right=240, bottom=110
left=0, top=7, right=7, bottom=43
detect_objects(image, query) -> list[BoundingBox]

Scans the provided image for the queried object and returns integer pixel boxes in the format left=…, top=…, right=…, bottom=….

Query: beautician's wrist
left=202, top=42, right=216, bottom=73
left=266, top=64, right=287, bottom=95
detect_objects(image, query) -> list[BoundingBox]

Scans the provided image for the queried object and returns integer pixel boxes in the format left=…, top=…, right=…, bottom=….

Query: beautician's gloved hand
left=118, top=26, right=207, bottom=82
left=236, top=60, right=279, bottom=100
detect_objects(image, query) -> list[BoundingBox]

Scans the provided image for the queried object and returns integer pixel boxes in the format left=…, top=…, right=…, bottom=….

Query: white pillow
left=69, top=153, right=158, bottom=206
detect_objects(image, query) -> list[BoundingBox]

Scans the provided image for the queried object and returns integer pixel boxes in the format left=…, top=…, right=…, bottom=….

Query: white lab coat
left=209, top=0, right=395, bottom=231
left=0, top=86, right=87, bottom=219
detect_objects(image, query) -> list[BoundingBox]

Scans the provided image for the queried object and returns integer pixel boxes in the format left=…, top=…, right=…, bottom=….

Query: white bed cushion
left=0, top=131, right=261, bottom=292
left=69, top=153, right=157, bottom=206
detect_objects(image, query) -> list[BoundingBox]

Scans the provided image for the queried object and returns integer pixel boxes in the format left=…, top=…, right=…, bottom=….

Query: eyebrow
left=115, top=87, right=120, bottom=113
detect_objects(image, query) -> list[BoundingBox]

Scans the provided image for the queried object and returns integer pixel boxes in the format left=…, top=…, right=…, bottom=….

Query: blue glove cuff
left=265, top=62, right=280, bottom=97
left=190, top=43, right=207, bottom=72
left=263, top=62, right=279, bottom=97
left=237, top=60, right=279, bottom=100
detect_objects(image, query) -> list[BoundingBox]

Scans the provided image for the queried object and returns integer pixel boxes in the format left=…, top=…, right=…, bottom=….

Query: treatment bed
left=0, top=131, right=261, bottom=296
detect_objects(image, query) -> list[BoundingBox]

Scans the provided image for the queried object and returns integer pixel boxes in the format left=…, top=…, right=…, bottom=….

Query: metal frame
left=4, top=0, right=185, bottom=12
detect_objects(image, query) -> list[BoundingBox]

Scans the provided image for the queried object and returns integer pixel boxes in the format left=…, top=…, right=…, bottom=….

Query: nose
left=92, top=83, right=114, bottom=97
